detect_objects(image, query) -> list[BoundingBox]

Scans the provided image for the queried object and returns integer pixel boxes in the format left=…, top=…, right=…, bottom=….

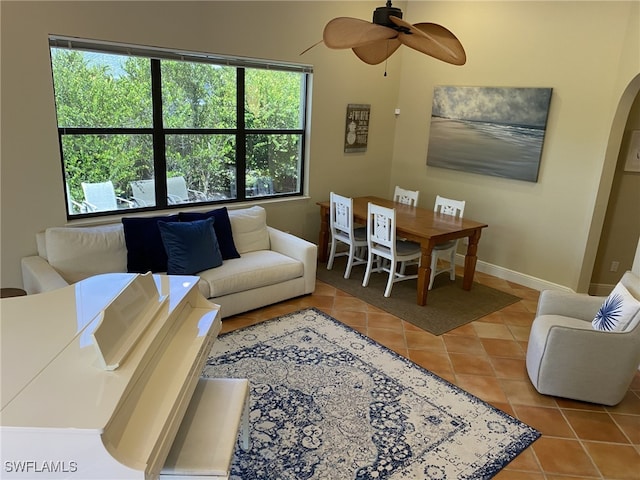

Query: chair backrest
left=434, top=195, right=465, bottom=218
left=131, top=177, right=192, bottom=205
left=130, top=179, right=156, bottom=207
left=366, top=202, right=397, bottom=252
left=621, top=270, right=640, bottom=300
left=330, top=192, right=357, bottom=238
left=620, top=270, right=640, bottom=332
left=253, top=176, right=274, bottom=196
left=66, top=183, right=84, bottom=214
left=167, top=176, right=190, bottom=203
left=81, top=181, right=118, bottom=211
left=394, top=186, right=419, bottom=206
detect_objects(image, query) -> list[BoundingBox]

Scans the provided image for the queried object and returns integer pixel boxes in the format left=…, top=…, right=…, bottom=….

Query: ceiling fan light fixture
left=372, top=1, right=403, bottom=28
left=301, top=1, right=466, bottom=68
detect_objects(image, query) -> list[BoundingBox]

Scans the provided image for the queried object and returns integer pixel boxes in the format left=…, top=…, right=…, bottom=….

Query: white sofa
left=21, top=206, right=317, bottom=318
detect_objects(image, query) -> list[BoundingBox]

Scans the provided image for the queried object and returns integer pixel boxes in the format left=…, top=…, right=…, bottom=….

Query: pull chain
left=384, top=40, right=390, bottom=77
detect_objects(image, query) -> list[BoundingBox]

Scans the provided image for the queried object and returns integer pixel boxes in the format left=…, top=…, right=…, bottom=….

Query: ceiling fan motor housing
left=373, top=5, right=403, bottom=28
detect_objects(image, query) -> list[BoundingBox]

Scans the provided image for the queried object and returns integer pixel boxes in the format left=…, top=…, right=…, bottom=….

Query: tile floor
left=221, top=270, right=640, bottom=479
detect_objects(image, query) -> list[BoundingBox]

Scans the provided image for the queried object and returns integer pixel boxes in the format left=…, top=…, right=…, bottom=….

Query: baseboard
left=455, top=254, right=574, bottom=293
left=588, top=283, right=614, bottom=296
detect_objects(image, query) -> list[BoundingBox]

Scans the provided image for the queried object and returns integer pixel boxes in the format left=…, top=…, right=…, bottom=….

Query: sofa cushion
left=158, top=218, right=223, bottom=275
left=45, top=224, right=127, bottom=283
left=178, top=207, right=240, bottom=260
left=196, top=250, right=302, bottom=298
left=228, top=206, right=270, bottom=254
left=122, top=214, right=179, bottom=273
left=592, top=282, right=640, bottom=332
left=36, top=231, right=48, bottom=260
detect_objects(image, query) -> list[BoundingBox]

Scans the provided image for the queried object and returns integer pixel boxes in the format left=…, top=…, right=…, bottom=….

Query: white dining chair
left=430, top=195, right=466, bottom=289
left=393, top=186, right=419, bottom=206
left=362, top=202, right=422, bottom=297
left=327, top=192, right=368, bottom=279
left=394, top=186, right=420, bottom=274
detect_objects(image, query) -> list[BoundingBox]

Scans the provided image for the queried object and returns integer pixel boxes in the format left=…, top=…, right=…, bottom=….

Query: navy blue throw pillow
left=158, top=218, right=223, bottom=275
left=178, top=207, right=240, bottom=260
left=122, top=215, right=179, bottom=273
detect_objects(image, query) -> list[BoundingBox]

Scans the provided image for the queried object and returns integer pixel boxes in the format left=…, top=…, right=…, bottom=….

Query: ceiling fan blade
left=409, top=23, right=466, bottom=65
left=323, top=17, right=398, bottom=49
left=352, top=38, right=402, bottom=65
left=390, top=16, right=466, bottom=65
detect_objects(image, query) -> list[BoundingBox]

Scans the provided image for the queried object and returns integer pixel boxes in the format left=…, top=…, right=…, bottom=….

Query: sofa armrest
left=267, top=226, right=317, bottom=294
left=21, top=256, right=69, bottom=294
left=536, top=289, right=605, bottom=321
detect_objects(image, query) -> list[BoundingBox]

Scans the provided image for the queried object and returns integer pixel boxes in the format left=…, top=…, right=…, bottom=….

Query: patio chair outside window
left=130, top=179, right=156, bottom=207
left=252, top=176, right=274, bottom=196
left=81, top=181, right=135, bottom=212
left=167, top=176, right=207, bottom=203
left=66, top=183, right=88, bottom=214
left=131, top=177, right=207, bottom=207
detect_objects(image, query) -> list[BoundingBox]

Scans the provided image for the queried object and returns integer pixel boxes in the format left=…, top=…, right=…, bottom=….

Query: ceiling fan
left=301, top=1, right=466, bottom=67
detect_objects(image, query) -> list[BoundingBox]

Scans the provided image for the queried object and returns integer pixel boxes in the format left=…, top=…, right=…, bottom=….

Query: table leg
left=318, top=205, right=330, bottom=262
left=417, top=242, right=435, bottom=306
left=463, top=228, right=482, bottom=290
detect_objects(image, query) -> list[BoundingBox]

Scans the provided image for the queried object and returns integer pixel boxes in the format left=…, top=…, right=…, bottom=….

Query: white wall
left=391, top=1, right=639, bottom=290
left=0, top=1, right=399, bottom=287
left=1, top=1, right=639, bottom=292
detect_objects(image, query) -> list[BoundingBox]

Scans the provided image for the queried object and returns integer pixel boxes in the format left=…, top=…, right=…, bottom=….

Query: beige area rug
left=204, top=308, right=540, bottom=479
left=316, top=257, right=520, bottom=335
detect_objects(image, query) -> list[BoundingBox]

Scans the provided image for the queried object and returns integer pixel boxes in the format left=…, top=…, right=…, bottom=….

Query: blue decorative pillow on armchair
left=592, top=282, right=640, bottom=332
left=158, top=218, right=223, bottom=275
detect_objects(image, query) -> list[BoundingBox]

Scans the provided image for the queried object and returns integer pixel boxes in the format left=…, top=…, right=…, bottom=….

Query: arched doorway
left=579, top=74, right=640, bottom=293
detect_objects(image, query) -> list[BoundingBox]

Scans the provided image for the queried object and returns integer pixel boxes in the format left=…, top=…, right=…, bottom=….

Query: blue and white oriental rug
left=203, top=308, right=540, bottom=479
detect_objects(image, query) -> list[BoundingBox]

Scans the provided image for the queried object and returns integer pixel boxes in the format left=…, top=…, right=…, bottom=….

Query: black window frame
left=49, top=36, right=311, bottom=219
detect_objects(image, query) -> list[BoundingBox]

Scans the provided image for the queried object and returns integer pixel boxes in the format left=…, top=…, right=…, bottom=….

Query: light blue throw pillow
left=158, top=218, right=223, bottom=275
left=592, top=282, right=640, bottom=332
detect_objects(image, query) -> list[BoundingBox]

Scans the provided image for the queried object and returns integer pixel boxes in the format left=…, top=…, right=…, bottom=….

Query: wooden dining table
left=317, top=196, right=488, bottom=306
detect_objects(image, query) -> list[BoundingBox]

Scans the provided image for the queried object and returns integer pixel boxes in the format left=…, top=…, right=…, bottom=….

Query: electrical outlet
left=610, top=261, right=620, bottom=272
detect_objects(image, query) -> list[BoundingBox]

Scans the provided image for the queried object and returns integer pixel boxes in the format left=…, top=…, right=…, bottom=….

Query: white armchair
left=526, top=270, right=640, bottom=406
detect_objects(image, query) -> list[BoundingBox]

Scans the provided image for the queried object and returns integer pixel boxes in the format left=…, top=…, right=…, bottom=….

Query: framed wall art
left=426, top=86, right=553, bottom=182
left=344, top=104, right=370, bottom=153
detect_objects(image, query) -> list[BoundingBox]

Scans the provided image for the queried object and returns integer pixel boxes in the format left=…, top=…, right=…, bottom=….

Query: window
left=49, top=36, right=310, bottom=217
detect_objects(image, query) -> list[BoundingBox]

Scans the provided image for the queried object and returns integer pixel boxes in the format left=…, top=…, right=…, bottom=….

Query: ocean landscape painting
left=426, top=86, right=552, bottom=182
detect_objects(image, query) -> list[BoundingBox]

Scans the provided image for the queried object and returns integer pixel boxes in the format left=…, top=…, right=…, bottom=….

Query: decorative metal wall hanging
left=345, top=104, right=370, bottom=153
